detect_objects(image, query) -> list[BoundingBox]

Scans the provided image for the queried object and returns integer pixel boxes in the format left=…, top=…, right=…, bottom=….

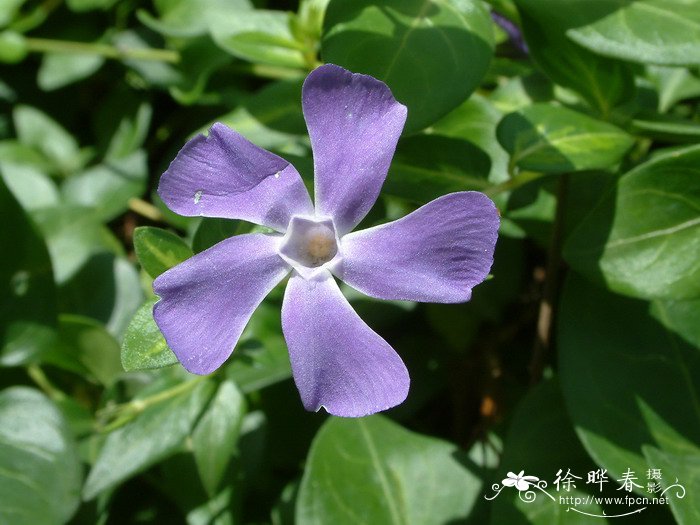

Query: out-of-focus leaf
left=13, top=105, right=84, bottom=175
left=83, top=378, right=215, bottom=500
left=192, top=379, right=246, bottom=496
left=522, top=0, right=700, bottom=66
left=58, top=254, right=143, bottom=340
left=630, top=112, right=700, bottom=143
left=1, top=163, right=60, bottom=211
left=42, top=314, right=122, bottom=386
left=322, top=0, right=494, bottom=132
left=121, top=298, right=178, bottom=371
left=647, top=66, right=700, bottom=113
left=105, top=102, right=152, bottom=159
left=137, top=0, right=253, bottom=38
left=558, top=273, right=700, bottom=485
left=384, top=134, right=491, bottom=203
left=297, top=415, right=483, bottom=525
left=564, top=145, right=700, bottom=300
left=62, top=150, right=147, bottom=221
left=651, top=298, right=700, bottom=349
left=134, top=226, right=193, bottom=279
left=430, top=93, right=509, bottom=183
left=643, top=446, right=700, bottom=525
left=0, top=387, right=82, bottom=525
left=169, top=37, right=233, bottom=105
left=0, top=178, right=56, bottom=366
left=490, top=380, right=605, bottom=524
left=497, top=103, right=634, bottom=173
left=31, top=205, right=122, bottom=284
left=113, top=31, right=182, bottom=88
left=0, top=140, right=53, bottom=172
left=0, top=30, right=27, bottom=63
left=38, top=53, right=104, bottom=91
left=515, top=1, right=634, bottom=116
left=0, top=0, right=24, bottom=27
left=66, top=0, right=116, bottom=12
left=211, top=10, right=306, bottom=69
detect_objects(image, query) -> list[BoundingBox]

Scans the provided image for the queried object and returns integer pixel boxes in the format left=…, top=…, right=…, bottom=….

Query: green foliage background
left=1, top=0, right=699, bottom=523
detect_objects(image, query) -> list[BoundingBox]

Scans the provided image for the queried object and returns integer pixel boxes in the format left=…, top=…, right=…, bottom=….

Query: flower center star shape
left=153, top=64, right=500, bottom=417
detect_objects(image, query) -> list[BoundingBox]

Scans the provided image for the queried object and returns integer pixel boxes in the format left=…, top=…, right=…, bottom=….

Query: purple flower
left=153, top=64, right=500, bottom=417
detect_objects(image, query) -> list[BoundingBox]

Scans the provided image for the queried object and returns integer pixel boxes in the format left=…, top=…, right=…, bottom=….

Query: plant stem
left=24, top=37, right=180, bottom=63
left=128, top=198, right=164, bottom=222
left=529, top=174, right=569, bottom=384
left=484, top=170, right=544, bottom=198
left=27, top=365, right=65, bottom=401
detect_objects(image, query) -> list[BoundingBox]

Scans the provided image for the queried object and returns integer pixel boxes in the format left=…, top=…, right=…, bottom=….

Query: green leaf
left=58, top=255, right=143, bottom=340
left=83, top=378, right=215, bottom=500
left=647, top=66, right=700, bottom=113
left=192, top=218, right=250, bottom=253
left=62, top=150, right=148, bottom=221
left=564, top=145, right=700, bottom=300
left=322, top=0, right=494, bottom=132
left=0, top=387, right=82, bottom=525
left=522, top=0, right=700, bottom=66
left=0, top=30, right=27, bottom=63
left=133, top=226, right=193, bottom=279
left=226, top=302, right=292, bottom=393
left=497, top=103, right=634, bottom=173
left=558, top=273, right=700, bottom=485
left=430, top=93, right=509, bottom=184
left=12, top=105, right=83, bottom=176
left=211, top=10, right=307, bottom=69
left=651, top=298, right=700, bottom=349
left=30, top=205, right=122, bottom=284
left=42, top=315, right=122, bottom=386
left=66, top=0, right=116, bottom=12
left=490, top=380, right=605, bottom=524
left=37, top=53, right=104, bottom=91
left=105, top=102, right=152, bottom=160
left=121, top=298, right=178, bottom=371
left=297, top=415, right=483, bottom=525
left=192, top=379, right=246, bottom=496
left=137, top=0, right=253, bottom=38
left=642, top=446, right=700, bottom=525
left=515, top=2, right=635, bottom=116
left=0, top=0, right=24, bottom=28
left=1, top=163, right=60, bottom=211
left=630, top=112, right=700, bottom=143
left=384, top=134, right=491, bottom=203
left=0, top=178, right=57, bottom=367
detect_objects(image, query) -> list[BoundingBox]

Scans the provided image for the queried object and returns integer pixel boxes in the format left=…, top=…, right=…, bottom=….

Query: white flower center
left=278, top=216, right=340, bottom=278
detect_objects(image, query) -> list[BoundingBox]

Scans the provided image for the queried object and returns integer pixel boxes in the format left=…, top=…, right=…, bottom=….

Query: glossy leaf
left=133, top=226, right=193, bottom=279
left=651, top=298, right=700, bottom=349
left=0, top=387, right=82, bottom=525
left=211, top=10, right=307, bottom=69
left=83, top=379, right=215, bottom=500
left=643, top=446, right=700, bottom=525
left=192, top=379, right=246, bottom=496
left=137, top=0, right=253, bottom=38
left=322, top=0, right=494, bottom=131
left=297, top=415, right=483, bottom=524
left=515, top=2, right=635, bottom=116
left=565, top=145, right=700, bottom=300
left=0, top=178, right=56, bottom=366
left=497, top=103, right=634, bottom=173
left=558, top=273, right=700, bottom=483
left=121, top=298, right=178, bottom=371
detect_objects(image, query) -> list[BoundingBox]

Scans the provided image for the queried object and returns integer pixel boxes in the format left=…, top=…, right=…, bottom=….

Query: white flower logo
left=502, top=471, right=539, bottom=491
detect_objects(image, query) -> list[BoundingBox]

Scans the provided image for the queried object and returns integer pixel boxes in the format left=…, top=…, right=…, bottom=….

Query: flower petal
left=158, top=123, right=313, bottom=232
left=337, top=192, right=499, bottom=302
left=153, top=233, right=289, bottom=374
left=281, top=272, right=409, bottom=417
left=302, top=64, right=407, bottom=234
